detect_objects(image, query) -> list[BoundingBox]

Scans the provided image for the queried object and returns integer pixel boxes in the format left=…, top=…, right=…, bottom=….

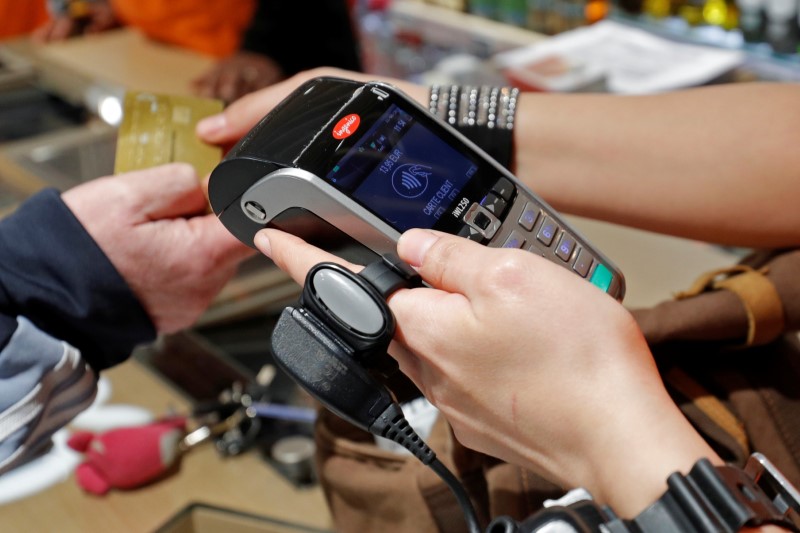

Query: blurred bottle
left=469, top=0, right=499, bottom=18
left=527, top=0, right=554, bottom=31
left=428, top=0, right=468, bottom=9
left=644, top=0, right=672, bottom=18
left=544, top=0, right=574, bottom=32
left=566, top=0, right=589, bottom=28
left=679, top=0, right=708, bottom=24
left=617, top=0, right=646, bottom=14
left=703, top=0, right=739, bottom=27
left=764, top=0, right=799, bottom=53
left=498, top=0, right=529, bottom=24
left=585, top=0, right=610, bottom=22
left=737, top=0, right=767, bottom=41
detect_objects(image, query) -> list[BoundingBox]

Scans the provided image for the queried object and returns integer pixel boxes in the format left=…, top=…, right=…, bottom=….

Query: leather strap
left=676, top=266, right=785, bottom=347
left=665, top=367, right=750, bottom=456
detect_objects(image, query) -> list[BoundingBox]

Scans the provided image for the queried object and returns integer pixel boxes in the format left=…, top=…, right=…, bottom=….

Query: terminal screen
left=324, top=104, right=478, bottom=233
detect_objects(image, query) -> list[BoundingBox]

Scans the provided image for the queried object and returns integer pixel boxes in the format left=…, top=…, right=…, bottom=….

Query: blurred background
left=0, top=1, right=796, bottom=531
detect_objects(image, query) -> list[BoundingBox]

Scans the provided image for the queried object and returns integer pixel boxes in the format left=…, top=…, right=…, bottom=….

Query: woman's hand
left=195, top=67, right=428, bottom=148
left=256, top=227, right=721, bottom=517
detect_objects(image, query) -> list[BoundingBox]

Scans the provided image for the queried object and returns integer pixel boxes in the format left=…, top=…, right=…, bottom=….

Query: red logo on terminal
left=332, top=114, right=360, bottom=140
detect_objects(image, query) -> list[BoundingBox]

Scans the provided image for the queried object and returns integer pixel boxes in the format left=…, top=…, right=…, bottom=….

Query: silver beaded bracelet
left=428, top=84, right=520, bottom=168
left=428, top=84, right=520, bottom=131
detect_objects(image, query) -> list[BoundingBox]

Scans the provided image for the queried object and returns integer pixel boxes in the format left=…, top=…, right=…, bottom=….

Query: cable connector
left=369, top=402, right=436, bottom=465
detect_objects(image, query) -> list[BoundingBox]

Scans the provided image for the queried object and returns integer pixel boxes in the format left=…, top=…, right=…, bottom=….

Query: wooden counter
left=0, top=360, right=332, bottom=533
left=3, top=28, right=215, bottom=101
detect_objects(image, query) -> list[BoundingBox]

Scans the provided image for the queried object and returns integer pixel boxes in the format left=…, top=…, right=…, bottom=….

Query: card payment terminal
left=208, top=77, right=625, bottom=300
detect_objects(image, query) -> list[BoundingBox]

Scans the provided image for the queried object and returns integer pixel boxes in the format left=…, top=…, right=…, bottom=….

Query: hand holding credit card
left=114, top=91, right=224, bottom=177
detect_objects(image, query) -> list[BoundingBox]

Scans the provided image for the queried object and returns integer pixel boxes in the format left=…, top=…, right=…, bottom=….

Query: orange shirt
left=111, top=0, right=257, bottom=57
left=0, top=0, right=49, bottom=40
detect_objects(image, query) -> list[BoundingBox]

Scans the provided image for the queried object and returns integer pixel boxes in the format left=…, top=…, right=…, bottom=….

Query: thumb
left=195, top=85, right=276, bottom=145
left=396, top=229, right=490, bottom=296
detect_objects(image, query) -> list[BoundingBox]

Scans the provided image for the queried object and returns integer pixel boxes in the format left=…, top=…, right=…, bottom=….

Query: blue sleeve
left=0, top=189, right=156, bottom=371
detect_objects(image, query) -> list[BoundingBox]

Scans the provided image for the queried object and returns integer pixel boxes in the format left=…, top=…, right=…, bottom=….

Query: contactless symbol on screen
left=392, top=164, right=431, bottom=199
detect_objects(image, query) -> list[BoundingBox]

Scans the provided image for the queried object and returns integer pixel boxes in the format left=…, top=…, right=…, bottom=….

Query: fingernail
left=399, top=229, right=440, bottom=267
left=196, top=114, right=226, bottom=137
left=254, top=230, right=271, bottom=257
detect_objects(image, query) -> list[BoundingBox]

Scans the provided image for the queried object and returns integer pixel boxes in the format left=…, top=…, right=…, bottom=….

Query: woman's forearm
left=512, top=83, right=800, bottom=247
left=201, top=70, right=800, bottom=247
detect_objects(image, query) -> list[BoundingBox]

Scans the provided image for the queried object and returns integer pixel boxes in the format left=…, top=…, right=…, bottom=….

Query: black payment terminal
left=208, top=77, right=625, bottom=300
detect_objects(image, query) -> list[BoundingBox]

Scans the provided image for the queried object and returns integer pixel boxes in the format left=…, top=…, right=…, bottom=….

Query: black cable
left=370, top=403, right=483, bottom=533
left=430, top=457, right=483, bottom=533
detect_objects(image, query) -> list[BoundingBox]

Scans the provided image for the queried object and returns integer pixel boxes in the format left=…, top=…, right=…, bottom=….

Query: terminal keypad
left=454, top=177, right=616, bottom=294
left=518, top=202, right=539, bottom=231
left=573, top=249, right=593, bottom=278
left=481, top=192, right=508, bottom=217
left=555, top=233, right=576, bottom=262
left=536, top=217, right=558, bottom=246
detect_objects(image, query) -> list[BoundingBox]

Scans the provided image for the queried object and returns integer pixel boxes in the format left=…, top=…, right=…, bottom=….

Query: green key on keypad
left=590, top=264, right=613, bottom=293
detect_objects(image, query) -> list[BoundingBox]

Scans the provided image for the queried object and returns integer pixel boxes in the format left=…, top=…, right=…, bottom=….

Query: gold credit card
left=114, top=91, right=224, bottom=178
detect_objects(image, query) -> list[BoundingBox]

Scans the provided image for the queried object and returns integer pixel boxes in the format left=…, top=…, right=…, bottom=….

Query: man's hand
left=32, top=1, right=118, bottom=42
left=192, top=51, right=286, bottom=104
left=62, top=163, right=254, bottom=333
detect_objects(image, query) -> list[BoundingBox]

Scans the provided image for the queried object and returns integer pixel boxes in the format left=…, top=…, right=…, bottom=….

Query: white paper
left=494, top=20, right=745, bottom=94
